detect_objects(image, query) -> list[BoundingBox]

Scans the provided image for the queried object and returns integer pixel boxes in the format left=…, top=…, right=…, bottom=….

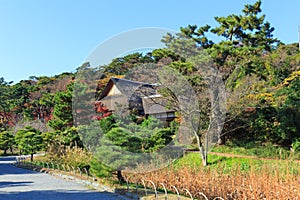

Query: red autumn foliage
left=94, top=101, right=111, bottom=120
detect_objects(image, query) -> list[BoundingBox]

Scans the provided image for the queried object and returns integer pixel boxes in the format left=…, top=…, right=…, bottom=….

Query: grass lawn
left=174, top=152, right=300, bottom=175
left=211, top=142, right=300, bottom=160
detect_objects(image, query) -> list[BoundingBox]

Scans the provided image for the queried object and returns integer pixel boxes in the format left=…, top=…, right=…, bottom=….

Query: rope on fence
left=171, top=185, right=180, bottom=200
left=83, top=167, right=89, bottom=176
left=198, top=192, right=209, bottom=200
left=26, top=160, right=100, bottom=187
left=160, top=183, right=168, bottom=200
left=124, top=176, right=130, bottom=191
left=77, top=167, right=82, bottom=175
left=148, top=180, right=158, bottom=199
left=71, top=166, right=75, bottom=175
left=183, top=188, right=193, bottom=199
left=213, top=197, right=225, bottom=200
left=62, top=164, right=66, bottom=171
left=135, top=179, right=140, bottom=193
left=141, top=179, right=147, bottom=196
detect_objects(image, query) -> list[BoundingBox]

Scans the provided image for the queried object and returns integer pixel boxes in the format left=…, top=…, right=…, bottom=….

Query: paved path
left=0, top=156, right=124, bottom=200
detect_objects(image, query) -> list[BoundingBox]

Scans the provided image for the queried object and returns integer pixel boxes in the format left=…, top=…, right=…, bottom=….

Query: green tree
left=210, top=0, right=279, bottom=85
left=0, top=78, right=13, bottom=129
left=48, top=82, right=74, bottom=131
left=0, top=131, right=15, bottom=155
left=272, top=71, right=300, bottom=146
left=15, top=126, right=43, bottom=161
left=152, top=48, right=180, bottom=62
left=89, top=116, right=175, bottom=180
left=10, top=80, right=35, bottom=121
left=41, top=131, right=60, bottom=154
left=160, top=1, right=283, bottom=166
left=165, top=1, right=280, bottom=84
left=104, top=53, right=154, bottom=75
left=59, top=126, right=83, bottom=148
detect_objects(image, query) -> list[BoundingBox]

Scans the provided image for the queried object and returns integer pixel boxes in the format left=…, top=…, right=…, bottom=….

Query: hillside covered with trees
left=0, top=2, right=299, bottom=197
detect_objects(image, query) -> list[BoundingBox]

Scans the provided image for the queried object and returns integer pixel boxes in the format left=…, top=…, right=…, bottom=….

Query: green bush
left=89, top=158, right=113, bottom=178
left=292, top=140, right=300, bottom=152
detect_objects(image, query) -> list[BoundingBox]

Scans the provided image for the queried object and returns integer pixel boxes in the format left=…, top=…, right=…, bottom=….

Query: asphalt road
left=0, top=156, right=124, bottom=200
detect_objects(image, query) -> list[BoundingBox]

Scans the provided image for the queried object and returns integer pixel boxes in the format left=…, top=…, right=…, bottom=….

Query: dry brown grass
left=38, top=146, right=92, bottom=168
left=125, top=159, right=300, bottom=199
left=59, top=146, right=92, bottom=166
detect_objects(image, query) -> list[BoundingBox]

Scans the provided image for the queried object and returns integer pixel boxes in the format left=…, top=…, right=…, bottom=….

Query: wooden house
left=97, top=77, right=176, bottom=123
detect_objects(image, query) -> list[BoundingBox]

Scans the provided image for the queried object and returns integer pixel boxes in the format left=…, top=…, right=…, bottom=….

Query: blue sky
left=0, top=0, right=299, bottom=83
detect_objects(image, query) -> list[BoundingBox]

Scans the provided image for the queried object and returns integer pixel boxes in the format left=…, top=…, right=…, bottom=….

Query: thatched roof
left=142, top=95, right=174, bottom=114
left=99, top=77, right=157, bottom=99
left=97, top=78, right=158, bottom=113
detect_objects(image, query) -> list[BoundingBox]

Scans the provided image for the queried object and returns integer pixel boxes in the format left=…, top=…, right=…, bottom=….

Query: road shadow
left=0, top=163, right=38, bottom=175
left=0, top=181, right=33, bottom=188
left=0, top=190, right=120, bottom=200
left=0, top=156, right=17, bottom=162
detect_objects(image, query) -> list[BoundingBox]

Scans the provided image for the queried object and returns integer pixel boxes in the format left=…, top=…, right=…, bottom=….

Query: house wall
left=107, top=84, right=122, bottom=96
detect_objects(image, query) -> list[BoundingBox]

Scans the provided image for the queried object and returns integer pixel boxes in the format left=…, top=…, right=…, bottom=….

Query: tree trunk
left=195, top=132, right=208, bottom=166
left=202, top=155, right=207, bottom=166
left=4, top=149, right=7, bottom=155
left=217, top=135, right=225, bottom=145
left=117, top=170, right=125, bottom=183
left=30, top=153, right=34, bottom=162
left=200, top=146, right=207, bottom=166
